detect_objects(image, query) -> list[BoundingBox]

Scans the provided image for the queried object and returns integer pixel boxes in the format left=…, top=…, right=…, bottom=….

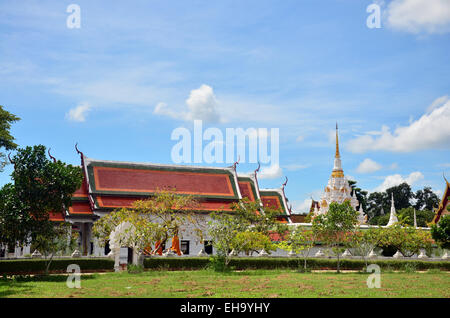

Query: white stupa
left=387, top=193, right=398, bottom=227
left=317, top=124, right=359, bottom=216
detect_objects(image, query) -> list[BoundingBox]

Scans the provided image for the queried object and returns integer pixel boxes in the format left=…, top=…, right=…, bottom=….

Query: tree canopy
left=0, top=105, right=20, bottom=172
left=0, top=145, right=83, bottom=248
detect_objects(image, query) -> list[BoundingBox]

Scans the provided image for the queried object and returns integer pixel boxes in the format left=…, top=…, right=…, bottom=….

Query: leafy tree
left=386, top=183, right=414, bottom=211
left=230, top=198, right=289, bottom=236
left=368, top=213, right=390, bottom=226
left=378, top=225, right=433, bottom=257
left=278, top=226, right=318, bottom=271
left=31, top=222, right=78, bottom=274
left=414, top=187, right=440, bottom=211
left=367, top=191, right=389, bottom=218
left=231, top=231, right=275, bottom=257
left=347, top=227, right=382, bottom=269
left=207, top=198, right=287, bottom=270
left=93, top=190, right=203, bottom=264
left=398, top=207, right=435, bottom=227
left=0, top=145, right=83, bottom=250
left=0, top=183, right=31, bottom=248
left=208, top=212, right=243, bottom=267
left=0, top=105, right=20, bottom=172
left=312, top=201, right=358, bottom=273
left=431, top=214, right=450, bottom=250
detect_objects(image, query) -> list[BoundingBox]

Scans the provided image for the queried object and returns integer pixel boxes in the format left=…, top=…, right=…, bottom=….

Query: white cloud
left=155, top=84, right=221, bottom=123
left=427, top=95, right=449, bottom=112
left=389, top=163, right=399, bottom=170
left=292, top=199, right=312, bottom=214
left=386, top=0, right=450, bottom=34
left=258, top=164, right=283, bottom=180
left=356, top=158, right=383, bottom=174
left=66, top=102, right=91, bottom=122
left=347, top=98, right=450, bottom=153
left=373, top=171, right=424, bottom=192
left=185, top=84, right=220, bottom=122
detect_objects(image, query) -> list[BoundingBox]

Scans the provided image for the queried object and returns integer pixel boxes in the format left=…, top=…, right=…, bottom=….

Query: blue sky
left=1, top=0, right=450, bottom=212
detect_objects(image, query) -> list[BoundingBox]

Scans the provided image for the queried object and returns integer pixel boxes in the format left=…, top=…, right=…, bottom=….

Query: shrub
left=1, top=256, right=449, bottom=274
left=127, top=264, right=144, bottom=274
left=0, top=258, right=114, bottom=275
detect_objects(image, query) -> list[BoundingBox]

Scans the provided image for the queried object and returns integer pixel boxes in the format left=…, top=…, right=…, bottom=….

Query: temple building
left=313, top=124, right=360, bottom=219
left=62, top=146, right=292, bottom=256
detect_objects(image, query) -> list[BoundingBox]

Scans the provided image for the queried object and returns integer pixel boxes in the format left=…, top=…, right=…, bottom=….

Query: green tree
left=231, top=231, right=276, bottom=257
left=0, top=145, right=83, bottom=249
left=0, top=105, right=20, bottom=172
left=208, top=212, right=244, bottom=268
left=431, top=214, right=450, bottom=250
left=414, top=187, right=440, bottom=211
left=386, top=183, right=414, bottom=211
left=31, top=222, right=78, bottom=274
left=93, top=190, right=203, bottom=264
left=367, top=191, right=389, bottom=218
left=207, top=198, right=287, bottom=270
left=379, top=225, right=433, bottom=257
left=398, top=207, right=435, bottom=227
left=347, top=227, right=382, bottom=270
left=312, top=201, right=358, bottom=273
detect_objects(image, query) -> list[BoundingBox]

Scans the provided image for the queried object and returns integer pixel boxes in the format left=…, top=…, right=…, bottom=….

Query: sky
left=0, top=0, right=450, bottom=213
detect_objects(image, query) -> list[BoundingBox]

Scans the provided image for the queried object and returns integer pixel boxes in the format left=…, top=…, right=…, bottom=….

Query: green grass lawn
left=1, top=269, right=449, bottom=298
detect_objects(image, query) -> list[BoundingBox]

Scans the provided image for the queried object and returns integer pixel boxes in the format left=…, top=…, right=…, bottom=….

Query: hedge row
left=0, top=258, right=114, bottom=275
left=144, top=257, right=450, bottom=271
left=1, top=257, right=449, bottom=274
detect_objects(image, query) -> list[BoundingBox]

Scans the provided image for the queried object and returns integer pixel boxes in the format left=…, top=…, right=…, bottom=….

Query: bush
left=1, top=256, right=449, bottom=274
left=143, top=257, right=450, bottom=271
left=0, top=258, right=114, bottom=275
left=127, top=264, right=144, bottom=274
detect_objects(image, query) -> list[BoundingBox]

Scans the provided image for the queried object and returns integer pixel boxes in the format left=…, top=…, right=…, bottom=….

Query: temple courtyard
left=1, top=269, right=449, bottom=298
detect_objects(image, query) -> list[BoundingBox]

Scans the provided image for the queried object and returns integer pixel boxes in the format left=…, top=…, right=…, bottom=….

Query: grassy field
left=1, top=269, right=449, bottom=298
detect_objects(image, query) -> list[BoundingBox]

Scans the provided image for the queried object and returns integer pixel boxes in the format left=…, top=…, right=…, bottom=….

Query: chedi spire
left=387, top=193, right=398, bottom=226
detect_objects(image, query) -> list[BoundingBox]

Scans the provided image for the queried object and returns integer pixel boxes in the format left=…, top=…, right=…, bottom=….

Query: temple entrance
left=127, top=247, right=133, bottom=264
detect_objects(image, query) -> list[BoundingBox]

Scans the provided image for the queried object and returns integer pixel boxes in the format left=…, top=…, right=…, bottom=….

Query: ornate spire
left=387, top=193, right=398, bottom=226
left=335, top=122, right=340, bottom=158
left=331, top=123, right=344, bottom=178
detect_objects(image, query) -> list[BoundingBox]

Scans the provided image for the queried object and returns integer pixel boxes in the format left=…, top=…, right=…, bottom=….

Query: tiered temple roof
left=62, top=148, right=292, bottom=223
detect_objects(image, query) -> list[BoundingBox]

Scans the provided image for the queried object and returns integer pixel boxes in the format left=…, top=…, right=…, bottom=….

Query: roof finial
left=335, top=122, right=340, bottom=158
left=232, top=156, right=240, bottom=171
left=282, top=176, right=288, bottom=189
left=48, top=148, right=57, bottom=163
left=254, top=161, right=261, bottom=176
left=444, top=172, right=449, bottom=185
left=75, top=143, right=82, bottom=156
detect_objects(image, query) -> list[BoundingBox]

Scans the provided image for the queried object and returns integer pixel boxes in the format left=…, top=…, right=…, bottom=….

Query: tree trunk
left=336, top=254, right=340, bottom=273
left=45, top=253, right=54, bottom=275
